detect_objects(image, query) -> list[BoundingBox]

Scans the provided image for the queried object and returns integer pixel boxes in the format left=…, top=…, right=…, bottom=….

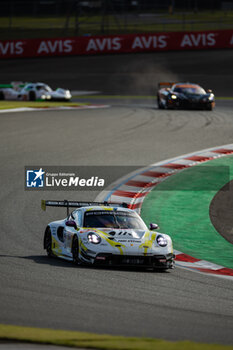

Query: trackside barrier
left=0, top=29, right=233, bottom=59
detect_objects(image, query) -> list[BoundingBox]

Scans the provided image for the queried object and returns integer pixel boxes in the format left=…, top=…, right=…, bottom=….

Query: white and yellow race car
left=42, top=200, right=175, bottom=271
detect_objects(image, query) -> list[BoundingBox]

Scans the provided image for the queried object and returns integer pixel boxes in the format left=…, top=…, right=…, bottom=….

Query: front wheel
left=43, top=227, right=53, bottom=257
left=157, top=94, right=164, bottom=109
left=29, top=91, right=36, bottom=101
left=0, top=91, right=4, bottom=100
left=205, top=104, right=213, bottom=111
left=72, top=235, right=80, bottom=265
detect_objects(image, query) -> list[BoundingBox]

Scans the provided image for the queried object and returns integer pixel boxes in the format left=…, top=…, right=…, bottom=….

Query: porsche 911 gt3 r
left=42, top=200, right=175, bottom=271
left=157, top=82, right=215, bottom=110
left=0, top=81, right=71, bottom=101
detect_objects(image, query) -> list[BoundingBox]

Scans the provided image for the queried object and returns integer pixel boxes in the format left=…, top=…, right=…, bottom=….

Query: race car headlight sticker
left=156, top=235, right=168, bottom=247
left=88, top=233, right=101, bottom=244
left=171, top=94, right=177, bottom=99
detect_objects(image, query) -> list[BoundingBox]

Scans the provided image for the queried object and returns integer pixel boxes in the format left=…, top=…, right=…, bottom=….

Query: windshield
left=36, top=84, right=52, bottom=92
left=173, top=86, right=206, bottom=95
left=84, top=211, right=147, bottom=230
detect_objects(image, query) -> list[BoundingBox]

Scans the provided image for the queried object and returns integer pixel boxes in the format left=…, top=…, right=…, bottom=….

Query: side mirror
left=207, top=89, right=212, bottom=93
left=149, top=223, right=159, bottom=230
left=65, top=220, right=77, bottom=229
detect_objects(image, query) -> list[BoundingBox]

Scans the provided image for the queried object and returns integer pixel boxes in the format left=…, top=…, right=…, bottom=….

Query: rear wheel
left=72, top=235, right=80, bottom=265
left=43, top=227, right=53, bottom=257
left=0, top=91, right=4, bottom=100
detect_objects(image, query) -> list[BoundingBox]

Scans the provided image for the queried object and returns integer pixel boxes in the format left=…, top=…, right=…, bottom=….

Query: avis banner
left=0, top=29, right=232, bottom=59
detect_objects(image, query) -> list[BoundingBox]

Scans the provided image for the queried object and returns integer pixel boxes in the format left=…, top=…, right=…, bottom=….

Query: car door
left=64, top=210, right=82, bottom=253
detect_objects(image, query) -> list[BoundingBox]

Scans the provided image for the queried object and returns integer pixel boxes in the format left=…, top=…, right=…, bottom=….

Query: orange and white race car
left=157, top=82, right=215, bottom=110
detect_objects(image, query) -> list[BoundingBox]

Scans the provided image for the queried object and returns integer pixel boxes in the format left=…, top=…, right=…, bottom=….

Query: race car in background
left=157, top=82, right=215, bottom=110
left=0, top=82, right=71, bottom=101
left=42, top=200, right=175, bottom=271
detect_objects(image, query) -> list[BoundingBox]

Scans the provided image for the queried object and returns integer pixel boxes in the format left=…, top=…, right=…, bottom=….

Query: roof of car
left=78, top=206, right=134, bottom=214
left=173, top=83, right=200, bottom=88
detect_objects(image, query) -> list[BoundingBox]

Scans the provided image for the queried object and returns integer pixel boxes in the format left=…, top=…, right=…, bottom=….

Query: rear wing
left=158, top=82, right=176, bottom=90
left=0, top=82, right=26, bottom=90
left=41, top=199, right=129, bottom=216
left=11, top=81, right=27, bottom=90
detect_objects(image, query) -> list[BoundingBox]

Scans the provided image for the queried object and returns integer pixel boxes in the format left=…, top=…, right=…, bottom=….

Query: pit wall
left=1, top=29, right=232, bottom=59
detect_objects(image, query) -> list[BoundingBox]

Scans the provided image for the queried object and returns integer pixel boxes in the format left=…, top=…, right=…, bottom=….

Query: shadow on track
left=0, top=254, right=170, bottom=273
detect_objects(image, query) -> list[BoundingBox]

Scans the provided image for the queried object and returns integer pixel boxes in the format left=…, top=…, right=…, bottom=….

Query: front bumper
left=168, top=98, right=214, bottom=110
left=94, top=253, right=175, bottom=269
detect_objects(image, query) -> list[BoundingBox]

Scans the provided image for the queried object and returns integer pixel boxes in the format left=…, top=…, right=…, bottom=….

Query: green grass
left=215, top=96, right=233, bottom=100
left=1, top=324, right=233, bottom=350
left=0, top=10, right=233, bottom=39
left=141, top=156, right=233, bottom=268
left=0, top=101, right=88, bottom=110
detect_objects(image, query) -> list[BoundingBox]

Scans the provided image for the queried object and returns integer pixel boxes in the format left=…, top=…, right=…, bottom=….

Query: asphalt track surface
left=0, top=50, right=233, bottom=346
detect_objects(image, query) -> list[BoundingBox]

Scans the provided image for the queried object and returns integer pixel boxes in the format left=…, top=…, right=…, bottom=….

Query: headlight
left=156, top=235, right=168, bottom=247
left=171, top=94, right=177, bottom=99
left=203, top=95, right=213, bottom=102
left=88, top=233, right=101, bottom=244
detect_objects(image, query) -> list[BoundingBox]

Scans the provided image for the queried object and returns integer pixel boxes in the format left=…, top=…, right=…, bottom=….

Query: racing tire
left=29, top=91, right=36, bottom=101
left=157, top=95, right=164, bottom=109
left=206, top=104, right=213, bottom=111
left=165, top=97, right=170, bottom=109
left=43, top=227, right=54, bottom=257
left=0, top=91, right=4, bottom=100
left=72, top=235, right=81, bottom=265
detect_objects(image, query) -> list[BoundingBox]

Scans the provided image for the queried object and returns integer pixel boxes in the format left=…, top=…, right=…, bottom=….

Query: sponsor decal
left=96, top=256, right=106, bottom=260
left=86, top=37, right=121, bottom=52
left=131, top=35, right=167, bottom=49
left=0, top=29, right=232, bottom=59
left=118, top=239, right=140, bottom=243
left=37, top=39, right=73, bottom=54
left=180, top=33, right=216, bottom=47
left=0, top=41, right=24, bottom=55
